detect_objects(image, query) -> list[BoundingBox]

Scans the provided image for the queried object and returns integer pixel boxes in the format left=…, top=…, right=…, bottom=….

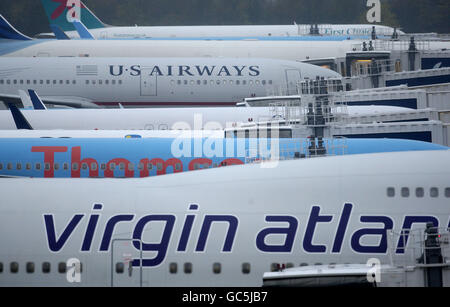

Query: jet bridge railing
left=388, top=227, right=450, bottom=269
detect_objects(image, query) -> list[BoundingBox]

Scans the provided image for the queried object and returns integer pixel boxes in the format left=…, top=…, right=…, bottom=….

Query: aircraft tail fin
left=72, top=20, right=95, bottom=39
left=50, top=24, right=71, bottom=40
left=41, top=0, right=106, bottom=32
left=0, top=15, right=32, bottom=40
left=28, top=90, right=48, bottom=110
left=7, top=104, right=33, bottom=130
left=18, top=90, right=33, bottom=110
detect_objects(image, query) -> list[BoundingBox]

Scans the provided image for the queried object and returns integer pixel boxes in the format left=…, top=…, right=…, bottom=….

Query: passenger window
left=147, top=164, right=153, bottom=170
left=0, top=262, right=3, bottom=273
left=63, top=163, right=69, bottom=170
left=26, top=163, right=31, bottom=170
left=157, top=163, right=163, bottom=171
left=387, top=187, right=395, bottom=197
left=112, top=80, right=116, bottom=85
left=109, top=163, right=116, bottom=171
left=86, top=80, right=90, bottom=85
left=184, top=263, right=192, bottom=274
left=54, top=163, right=59, bottom=171
left=26, top=262, right=35, bottom=273
left=35, top=163, right=41, bottom=170
left=82, top=163, right=88, bottom=170
left=270, top=263, right=279, bottom=272
left=430, top=188, right=439, bottom=198
left=44, top=163, right=50, bottom=170
left=101, top=164, right=106, bottom=171
left=446, top=188, right=450, bottom=198
left=138, top=163, right=143, bottom=171
left=98, top=80, right=103, bottom=85
left=16, top=163, right=22, bottom=170
left=128, top=163, right=134, bottom=171
left=213, top=263, right=221, bottom=274
left=53, top=80, right=57, bottom=85
left=58, top=262, right=66, bottom=274
left=91, top=163, right=97, bottom=171
left=0, top=163, right=2, bottom=170
left=59, top=80, right=63, bottom=85
left=7, top=163, right=12, bottom=170
left=72, top=163, right=79, bottom=171
left=416, top=187, right=424, bottom=198
left=115, top=262, right=124, bottom=274
left=242, top=263, right=251, bottom=274
left=105, top=80, right=109, bottom=85
left=118, top=80, right=122, bottom=85
left=119, top=163, right=125, bottom=170
left=42, top=262, right=51, bottom=274
left=175, top=163, right=181, bottom=171
left=10, top=262, right=19, bottom=273
left=169, top=263, right=177, bottom=274
left=401, top=188, right=410, bottom=198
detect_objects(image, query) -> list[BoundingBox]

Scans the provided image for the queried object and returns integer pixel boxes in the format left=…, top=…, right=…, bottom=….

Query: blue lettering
left=303, top=206, right=333, bottom=253
left=249, top=66, right=260, bottom=77
left=132, top=215, right=175, bottom=267
left=109, top=65, right=123, bottom=76
left=99, top=215, right=134, bottom=251
left=217, top=66, right=231, bottom=77
left=195, top=65, right=215, bottom=76
left=44, top=214, right=84, bottom=252
left=233, top=66, right=246, bottom=76
left=351, top=216, right=393, bottom=254
left=177, top=204, right=198, bottom=252
left=130, top=65, right=141, bottom=76
left=256, top=216, right=298, bottom=253
left=81, top=204, right=102, bottom=252
left=179, top=65, right=194, bottom=76
left=332, top=203, right=353, bottom=253
left=196, top=215, right=238, bottom=252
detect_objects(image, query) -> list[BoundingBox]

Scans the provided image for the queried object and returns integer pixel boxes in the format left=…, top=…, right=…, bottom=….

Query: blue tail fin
left=50, top=24, right=70, bottom=40
left=7, top=104, right=33, bottom=130
left=28, top=90, right=47, bottom=110
left=41, top=0, right=106, bottom=32
left=0, top=15, right=32, bottom=40
left=72, top=20, right=95, bottom=39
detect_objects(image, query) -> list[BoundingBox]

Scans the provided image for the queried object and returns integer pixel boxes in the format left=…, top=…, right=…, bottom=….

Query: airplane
left=0, top=149, right=448, bottom=286
left=38, top=0, right=404, bottom=39
left=0, top=56, right=341, bottom=108
left=0, top=89, right=413, bottom=131
left=0, top=136, right=446, bottom=179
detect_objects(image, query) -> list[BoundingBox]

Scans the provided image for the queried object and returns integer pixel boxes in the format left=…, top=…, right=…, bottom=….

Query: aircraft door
left=140, top=68, right=158, bottom=96
left=111, top=238, right=145, bottom=287
left=285, top=69, right=302, bottom=95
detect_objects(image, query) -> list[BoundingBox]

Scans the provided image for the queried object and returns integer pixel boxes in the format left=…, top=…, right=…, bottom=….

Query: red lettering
left=139, top=158, right=183, bottom=177
left=188, top=158, right=212, bottom=171
left=71, top=147, right=99, bottom=178
left=104, top=158, right=134, bottom=178
left=31, top=146, right=67, bottom=178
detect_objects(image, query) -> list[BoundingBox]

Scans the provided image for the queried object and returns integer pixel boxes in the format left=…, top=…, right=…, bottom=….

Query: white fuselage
left=56, top=24, right=404, bottom=39
left=0, top=150, right=448, bottom=286
left=0, top=57, right=340, bottom=107
left=0, top=105, right=407, bottom=131
left=1, top=39, right=362, bottom=61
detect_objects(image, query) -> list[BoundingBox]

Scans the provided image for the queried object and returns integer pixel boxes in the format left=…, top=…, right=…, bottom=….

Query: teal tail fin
left=41, top=0, right=105, bottom=31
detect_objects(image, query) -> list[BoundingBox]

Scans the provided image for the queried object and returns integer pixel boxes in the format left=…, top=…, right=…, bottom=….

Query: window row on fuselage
left=170, top=79, right=274, bottom=86
left=0, top=160, right=237, bottom=177
left=0, top=79, right=123, bottom=86
left=0, top=78, right=274, bottom=87
left=387, top=187, right=450, bottom=198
